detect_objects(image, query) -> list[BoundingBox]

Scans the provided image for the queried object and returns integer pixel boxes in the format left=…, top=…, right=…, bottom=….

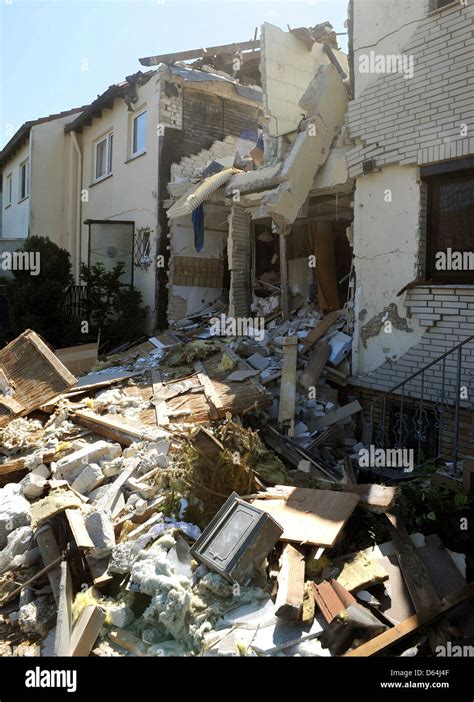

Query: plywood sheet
left=252, top=486, right=359, bottom=547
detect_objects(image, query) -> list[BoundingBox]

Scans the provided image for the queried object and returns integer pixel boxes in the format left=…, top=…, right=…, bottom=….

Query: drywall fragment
left=54, top=440, right=122, bottom=482
left=71, top=463, right=104, bottom=496
left=0, top=484, right=31, bottom=549
left=85, top=511, right=116, bottom=559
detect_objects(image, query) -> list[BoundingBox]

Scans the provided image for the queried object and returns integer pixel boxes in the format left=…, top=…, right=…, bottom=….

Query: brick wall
left=352, top=287, right=474, bottom=406
left=347, top=2, right=474, bottom=176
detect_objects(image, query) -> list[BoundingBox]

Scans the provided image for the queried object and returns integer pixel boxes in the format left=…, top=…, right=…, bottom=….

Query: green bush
left=5, top=236, right=77, bottom=346
left=80, top=261, right=147, bottom=348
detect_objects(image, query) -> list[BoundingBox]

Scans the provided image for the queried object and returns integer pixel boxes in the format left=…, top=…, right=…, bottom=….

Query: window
left=5, top=174, right=12, bottom=207
left=424, top=169, right=474, bottom=283
left=134, top=227, right=152, bottom=268
left=87, top=219, right=134, bottom=286
left=19, top=160, right=29, bottom=200
left=94, top=133, right=113, bottom=181
left=132, top=111, right=147, bottom=155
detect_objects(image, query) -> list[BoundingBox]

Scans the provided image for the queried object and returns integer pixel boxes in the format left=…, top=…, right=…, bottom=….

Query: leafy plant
left=80, top=261, right=147, bottom=348
left=5, top=236, right=77, bottom=346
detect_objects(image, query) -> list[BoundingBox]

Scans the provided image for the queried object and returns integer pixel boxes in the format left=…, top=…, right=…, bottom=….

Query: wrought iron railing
left=62, top=284, right=88, bottom=326
left=365, top=336, right=474, bottom=472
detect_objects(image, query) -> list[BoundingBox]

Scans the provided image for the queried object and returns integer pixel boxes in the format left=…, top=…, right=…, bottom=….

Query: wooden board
left=55, top=343, right=98, bottom=376
left=278, top=337, right=298, bottom=436
left=252, top=486, right=360, bottom=547
left=54, top=561, right=73, bottom=657
left=385, top=511, right=448, bottom=653
left=299, top=340, right=331, bottom=390
left=302, top=310, right=342, bottom=353
left=313, top=400, right=362, bottom=431
left=70, top=605, right=106, bottom=657
left=65, top=509, right=95, bottom=550
left=275, top=544, right=305, bottom=620
left=345, top=584, right=474, bottom=657
left=0, top=329, right=76, bottom=426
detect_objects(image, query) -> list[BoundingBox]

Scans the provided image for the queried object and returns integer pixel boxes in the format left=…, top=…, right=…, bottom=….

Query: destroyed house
left=165, top=22, right=353, bottom=325
left=63, top=57, right=261, bottom=333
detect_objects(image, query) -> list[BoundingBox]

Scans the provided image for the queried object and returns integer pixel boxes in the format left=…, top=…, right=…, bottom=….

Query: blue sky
left=0, top=0, right=349, bottom=148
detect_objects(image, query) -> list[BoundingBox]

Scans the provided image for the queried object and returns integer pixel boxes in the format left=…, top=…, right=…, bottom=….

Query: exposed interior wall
left=352, top=165, right=425, bottom=375
left=1, top=141, right=30, bottom=241
left=78, top=78, right=160, bottom=332
left=167, top=204, right=228, bottom=322
left=261, top=22, right=349, bottom=138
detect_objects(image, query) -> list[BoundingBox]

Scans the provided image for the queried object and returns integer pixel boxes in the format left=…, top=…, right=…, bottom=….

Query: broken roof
left=65, top=71, right=155, bottom=134
left=0, top=106, right=86, bottom=168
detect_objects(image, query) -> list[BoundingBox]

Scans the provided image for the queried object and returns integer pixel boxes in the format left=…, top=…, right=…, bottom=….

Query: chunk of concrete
left=0, top=484, right=31, bottom=549
left=85, top=511, right=115, bottom=559
left=19, top=596, right=56, bottom=638
left=71, top=463, right=104, bottom=496
left=20, top=473, right=48, bottom=500
left=54, top=440, right=122, bottom=482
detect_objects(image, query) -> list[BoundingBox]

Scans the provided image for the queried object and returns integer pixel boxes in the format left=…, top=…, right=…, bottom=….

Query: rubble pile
left=0, top=324, right=472, bottom=658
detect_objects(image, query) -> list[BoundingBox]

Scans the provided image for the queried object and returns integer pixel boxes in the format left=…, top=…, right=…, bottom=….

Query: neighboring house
left=0, top=107, right=84, bottom=274
left=65, top=62, right=261, bottom=333
left=347, top=0, right=474, bottom=463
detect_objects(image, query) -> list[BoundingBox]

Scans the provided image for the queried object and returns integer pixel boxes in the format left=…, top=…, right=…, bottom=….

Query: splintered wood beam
left=302, top=310, right=342, bottom=353
left=139, top=40, right=260, bottom=66
left=278, top=337, right=298, bottom=436
left=385, top=511, right=449, bottom=653
left=345, top=584, right=474, bottom=657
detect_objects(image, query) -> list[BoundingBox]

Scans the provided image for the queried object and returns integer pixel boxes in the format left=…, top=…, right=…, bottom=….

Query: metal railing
left=62, top=284, right=88, bottom=326
left=365, top=336, right=474, bottom=472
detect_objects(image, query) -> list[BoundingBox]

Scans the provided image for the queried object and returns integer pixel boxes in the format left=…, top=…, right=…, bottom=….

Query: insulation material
left=167, top=168, right=241, bottom=219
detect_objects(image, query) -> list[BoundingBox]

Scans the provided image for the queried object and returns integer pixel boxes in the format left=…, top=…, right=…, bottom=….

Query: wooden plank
left=72, top=409, right=157, bottom=446
left=70, top=605, right=106, bottom=657
left=311, top=580, right=356, bottom=623
left=0, top=554, right=64, bottom=607
left=65, top=509, right=95, bottom=550
left=278, top=337, right=298, bottom=436
left=275, top=544, right=305, bottom=620
left=385, top=511, right=449, bottom=653
left=313, top=400, right=361, bottom=431
left=345, top=584, right=474, bottom=657
left=55, top=342, right=98, bottom=376
left=0, top=329, right=76, bottom=426
left=315, top=483, right=399, bottom=514
left=302, top=310, right=342, bottom=353
left=54, top=561, right=73, bottom=656
left=194, top=361, right=222, bottom=419
left=35, top=523, right=62, bottom=605
left=191, top=427, right=224, bottom=460
left=252, top=486, right=360, bottom=548
left=140, top=39, right=260, bottom=66
left=299, top=340, right=330, bottom=390
left=151, top=369, right=169, bottom=427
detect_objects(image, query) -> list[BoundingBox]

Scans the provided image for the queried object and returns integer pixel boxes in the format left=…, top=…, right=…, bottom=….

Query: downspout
left=71, top=131, right=82, bottom=282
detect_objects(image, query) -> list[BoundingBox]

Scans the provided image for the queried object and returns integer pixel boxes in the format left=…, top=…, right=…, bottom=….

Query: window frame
left=18, top=159, right=29, bottom=202
left=5, top=173, right=12, bottom=207
left=131, top=110, right=147, bottom=157
left=424, top=168, right=474, bottom=284
left=94, top=132, right=113, bottom=182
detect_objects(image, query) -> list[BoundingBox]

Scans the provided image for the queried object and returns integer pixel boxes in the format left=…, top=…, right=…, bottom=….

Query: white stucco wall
left=1, top=141, right=30, bottom=239
left=352, top=165, right=425, bottom=375
left=352, top=0, right=425, bottom=97
left=78, top=77, right=160, bottom=332
left=29, top=115, right=78, bottom=251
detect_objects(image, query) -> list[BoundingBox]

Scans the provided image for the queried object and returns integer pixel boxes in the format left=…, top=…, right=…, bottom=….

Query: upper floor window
left=424, top=168, right=474, bottom=283
left=430, top=0, right=460, bottom=9
left=132, top=111, right=147, bottom=156
left=19, top=160, right=29, bottom=201
left=5, top=174, right=12, bottom=207
left=95, top=132, right=113, bottom=181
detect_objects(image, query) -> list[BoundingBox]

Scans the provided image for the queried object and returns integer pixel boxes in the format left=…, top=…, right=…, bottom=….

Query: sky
left=0, top=0, right=349, bottom=148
